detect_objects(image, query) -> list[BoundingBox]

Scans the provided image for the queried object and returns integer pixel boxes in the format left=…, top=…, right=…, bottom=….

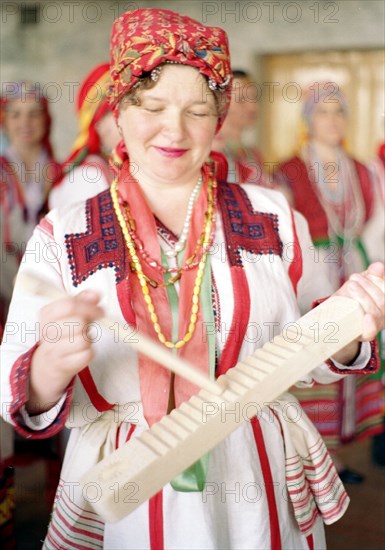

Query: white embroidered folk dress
left=0, top=184, right=372, bottom=550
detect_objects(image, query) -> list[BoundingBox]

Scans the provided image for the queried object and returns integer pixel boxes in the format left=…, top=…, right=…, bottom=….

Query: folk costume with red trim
left=277, top=85, right=383, bottom=450
left=0, top=12, right=379, bottom=550
left=3, top=150, right=380, bottom=549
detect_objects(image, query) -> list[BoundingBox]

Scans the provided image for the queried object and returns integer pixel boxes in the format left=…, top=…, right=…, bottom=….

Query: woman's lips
left=154, top=146, right=188, bottom=158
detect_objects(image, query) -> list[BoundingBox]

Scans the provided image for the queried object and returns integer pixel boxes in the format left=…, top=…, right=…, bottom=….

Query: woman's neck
left=134, top=171, right=202, bottom=237
left=311, top=139, right=340, bottom=163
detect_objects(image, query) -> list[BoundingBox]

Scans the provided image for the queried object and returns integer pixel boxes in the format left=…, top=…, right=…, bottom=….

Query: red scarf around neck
left=117, top=160, right=216, bottom=426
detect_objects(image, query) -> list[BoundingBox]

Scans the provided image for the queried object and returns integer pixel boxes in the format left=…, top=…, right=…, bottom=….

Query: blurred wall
left=1, top=0, right=384, bottom=160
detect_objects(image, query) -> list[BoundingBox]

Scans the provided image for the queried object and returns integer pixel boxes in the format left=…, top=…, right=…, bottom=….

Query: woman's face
left=309, top=99, right=347, bottom=147
left=226, top=76, right=259, bottom=130
left=118, top=64, right=218, bottom=187
left=4, top=97, right=47, bottom=149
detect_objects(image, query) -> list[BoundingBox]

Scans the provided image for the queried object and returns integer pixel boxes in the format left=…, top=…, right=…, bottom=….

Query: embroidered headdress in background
left=108, top=8, right=232, bottom=127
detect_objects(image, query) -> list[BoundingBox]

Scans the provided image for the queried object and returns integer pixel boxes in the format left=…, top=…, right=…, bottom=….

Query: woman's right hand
left=27, top=290, right=104, bottom=414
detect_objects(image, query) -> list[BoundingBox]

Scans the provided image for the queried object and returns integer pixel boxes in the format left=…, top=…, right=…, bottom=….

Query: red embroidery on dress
left=155, top=216, right=178, bottom=247
left=9, top=344, right=39, bottom=417
left=9, top=343, right=74, bottom=439
left=311, top=298, right=379, bottom=375
left=218, top=182, right=282, bottom=267
left=65, top=190, right=128, bottom=287
left=326, top=338, right=379, bottom=375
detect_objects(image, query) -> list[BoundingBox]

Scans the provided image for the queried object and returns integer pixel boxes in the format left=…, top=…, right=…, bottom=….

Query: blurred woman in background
left=212, top=70, right=275, bottom=188
left=0, top=81, right=59, bottom=549
left=277, top=84, right=384, bottom=481
left=49, top=63, right=120, bottom=210
left=0, top=81, right=59, bottom=327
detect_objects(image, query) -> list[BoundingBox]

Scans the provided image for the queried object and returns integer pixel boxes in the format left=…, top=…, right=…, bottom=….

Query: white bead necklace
left=165, top=175, right=203, bottom=258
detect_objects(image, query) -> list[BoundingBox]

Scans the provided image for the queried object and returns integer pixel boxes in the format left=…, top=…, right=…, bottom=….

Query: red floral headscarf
left=108, top=8, right=232, bottom=128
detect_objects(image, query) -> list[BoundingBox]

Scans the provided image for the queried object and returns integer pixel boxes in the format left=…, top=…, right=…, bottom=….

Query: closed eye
left=187, top=110, right=213, bottom=118
left=143, top=107, right=163, bottom=113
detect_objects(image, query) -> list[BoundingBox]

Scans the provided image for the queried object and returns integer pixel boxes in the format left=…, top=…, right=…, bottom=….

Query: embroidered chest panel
left=217, top=182, right=282, bottom=267
left=65, top=184, right=283, bottom=286
left=65, top=190, right=128, bottom=287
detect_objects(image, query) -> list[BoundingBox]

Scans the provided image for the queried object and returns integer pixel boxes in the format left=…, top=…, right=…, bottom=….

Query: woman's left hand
left=333, top=262, right=385, bottom=342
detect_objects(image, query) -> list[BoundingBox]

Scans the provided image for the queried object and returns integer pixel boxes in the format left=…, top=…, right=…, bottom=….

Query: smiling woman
left=48, top=63, right=121, bottom=211
left=0, top=82, right=60, bottom=326
left=117, top=64, right=219, bottom=235
left=276, top=85, right=384, bottom=483
left=1, top=8, right=384, bottom=550
left=118, top=65, right=218, bottom=180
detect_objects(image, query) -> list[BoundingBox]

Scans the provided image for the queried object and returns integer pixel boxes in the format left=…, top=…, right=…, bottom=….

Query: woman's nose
left=162, top=111, right=184, bottom=140
left=17, top=113, right=32, bottom=126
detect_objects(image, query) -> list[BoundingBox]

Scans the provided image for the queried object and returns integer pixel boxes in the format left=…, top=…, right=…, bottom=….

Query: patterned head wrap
left=302, top=82, right=349, bottom=125
left=108, top=8, right=232, bottom=127
left=1, top=81, right=54, bottom=158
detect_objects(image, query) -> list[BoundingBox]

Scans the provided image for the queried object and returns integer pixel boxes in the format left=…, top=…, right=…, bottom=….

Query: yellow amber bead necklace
left=110, top=175, right=216, bottom=349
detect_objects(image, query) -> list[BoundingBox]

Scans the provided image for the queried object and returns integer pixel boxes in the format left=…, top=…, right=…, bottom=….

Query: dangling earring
left=151, top=66, right=162, bottom=82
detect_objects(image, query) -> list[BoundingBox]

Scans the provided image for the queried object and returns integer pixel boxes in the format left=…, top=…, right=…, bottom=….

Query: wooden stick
left=18, top=272, right=223, bottom=396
